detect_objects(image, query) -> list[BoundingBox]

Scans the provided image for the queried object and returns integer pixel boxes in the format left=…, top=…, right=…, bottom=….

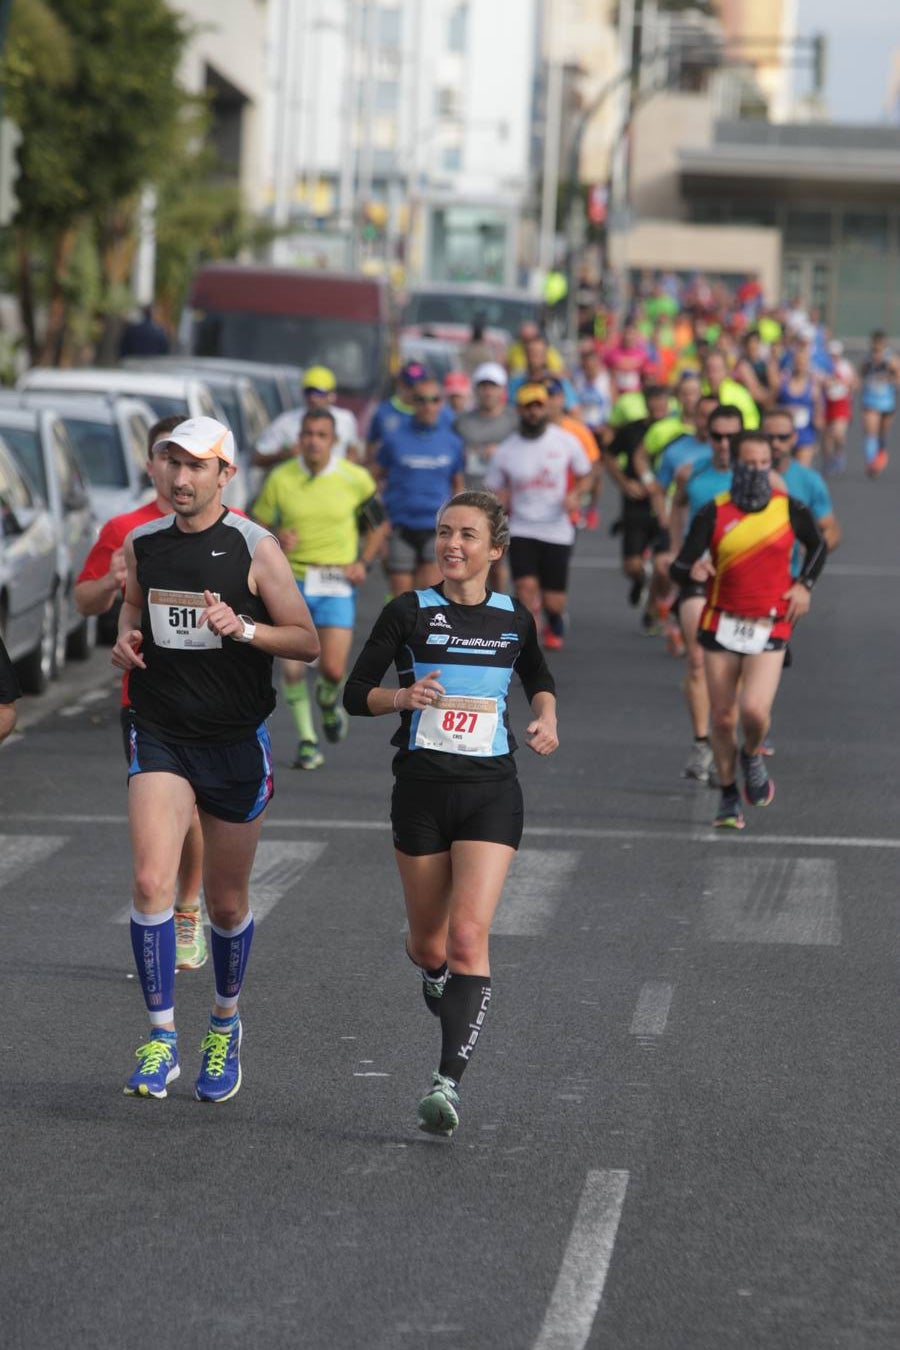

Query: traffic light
left=0, top=119, right=22, bottom=227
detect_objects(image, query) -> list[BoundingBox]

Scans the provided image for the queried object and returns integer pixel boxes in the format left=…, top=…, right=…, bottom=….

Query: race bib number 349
left=717, top=612, right=773, bottom=655
left=415, top=695, right=498, bottom=756
left=148, top=589, right=221, bottom=651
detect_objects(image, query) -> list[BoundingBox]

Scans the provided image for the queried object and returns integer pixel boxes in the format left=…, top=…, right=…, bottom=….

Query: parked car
left=11, top=392, right=155, bottom=523
left=16, top=368, right=247, bottom=509
left=0, top=434, right=61, bottom=694
left=180, top=264, right=391, bottom=420
left=120, top=361, right=269, bottom=458
left=122, top=355, right=302, bottom=421
left=0, top=404, right=96, bottom=672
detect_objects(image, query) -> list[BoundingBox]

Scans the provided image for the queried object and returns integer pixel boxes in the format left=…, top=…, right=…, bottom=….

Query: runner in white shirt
left=484, top=383, right=593, bottom=650
left=252, top=365, right=360, bottom=480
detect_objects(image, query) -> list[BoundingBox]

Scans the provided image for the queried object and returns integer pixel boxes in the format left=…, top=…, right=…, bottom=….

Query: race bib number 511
left=148, top=589, right=221, bottom=651
left=415, top=695, right=498, bottom=756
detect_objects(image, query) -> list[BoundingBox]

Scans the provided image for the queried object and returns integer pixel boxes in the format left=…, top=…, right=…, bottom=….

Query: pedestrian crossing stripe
left=703, top=857, right=840, bottom=946
left=110, top=840, right=328, bottom=924
left=493, top=849, right=582, bottom=935
left=0, top=835, right=67, bottom=890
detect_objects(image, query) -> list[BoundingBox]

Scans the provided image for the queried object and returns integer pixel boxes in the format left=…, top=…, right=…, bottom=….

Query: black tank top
left=129, top=509, right=276, bottom=744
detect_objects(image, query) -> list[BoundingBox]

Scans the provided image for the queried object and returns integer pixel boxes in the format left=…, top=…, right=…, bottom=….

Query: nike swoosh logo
left=211, top=551, right=227, bottom=557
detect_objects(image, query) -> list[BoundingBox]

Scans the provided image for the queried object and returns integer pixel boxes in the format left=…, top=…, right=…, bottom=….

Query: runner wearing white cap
left=453, top=363, right=518, bottom=485
left=112, top=416, right=320, bottom=1103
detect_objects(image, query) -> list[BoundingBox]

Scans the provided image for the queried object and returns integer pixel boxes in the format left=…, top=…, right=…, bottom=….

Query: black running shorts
left=386, top=526, right=437, bottom=573
left=126, top=721, right=274, bottom=823
left=508, top=536, right=571, bottom=592
left=391, top=774, right=524, bottom=855
left=621, top=501, right=669, bottom=559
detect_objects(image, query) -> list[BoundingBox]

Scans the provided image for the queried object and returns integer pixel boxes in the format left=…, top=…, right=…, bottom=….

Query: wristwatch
left=234, top=614, right=256, bottom=643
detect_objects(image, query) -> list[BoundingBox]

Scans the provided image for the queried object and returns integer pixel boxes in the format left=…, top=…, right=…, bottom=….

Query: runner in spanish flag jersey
left=670, top=430, right=826, bottom=829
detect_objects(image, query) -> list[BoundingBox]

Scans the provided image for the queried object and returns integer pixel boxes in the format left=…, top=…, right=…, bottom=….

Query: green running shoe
left=417, top=1071, right=461, bottom=1138
left=174, top=908, right=207, bottom=970
left=420, top=964, right=449, bottom=1016
left=293, top=740, right=324, bottom=770
left=321, top=704, right=349, bottom=744
left=124, top=1031, right=180, bottom=1098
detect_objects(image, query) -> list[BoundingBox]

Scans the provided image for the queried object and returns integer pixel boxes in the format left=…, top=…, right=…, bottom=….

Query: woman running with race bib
left=343, top=490, right=558, bottom=1138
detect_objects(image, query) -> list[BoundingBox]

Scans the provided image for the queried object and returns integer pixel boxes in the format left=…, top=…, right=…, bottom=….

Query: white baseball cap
left=153, top=416, right=236, bottom=466
left=472, top=361, right=508, bottom=388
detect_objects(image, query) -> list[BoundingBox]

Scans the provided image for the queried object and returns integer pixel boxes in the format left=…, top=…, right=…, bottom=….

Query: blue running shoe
left=417, top=1071, right=461, bottom=1137
left=195, top=1017, right=242, bottom=1103
left=740, top=749, right=775, bottom=807
left=713, top=787, right=746, bottom=830
left=124, top=1031, right=180, bottom=1098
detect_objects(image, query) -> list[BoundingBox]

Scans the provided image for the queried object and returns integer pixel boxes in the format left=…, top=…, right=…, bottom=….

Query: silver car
left=10, top=392, right=155, bottom=524
left=0, top=405, right=97, bottom=672
left=0, top=435, right=64, bottom=694
left=17, top=368, right=247, bottom=510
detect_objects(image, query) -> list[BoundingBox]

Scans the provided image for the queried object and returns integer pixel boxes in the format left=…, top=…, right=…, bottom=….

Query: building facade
left=264, top=0, right=539, bottom=285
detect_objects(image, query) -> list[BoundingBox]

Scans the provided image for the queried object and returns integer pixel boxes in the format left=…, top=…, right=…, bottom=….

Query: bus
left=181, top=265, right=392, bottom=418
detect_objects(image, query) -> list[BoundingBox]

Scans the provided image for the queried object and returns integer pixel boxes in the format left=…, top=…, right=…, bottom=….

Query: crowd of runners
left=2, top=273, right=888, bottom=1137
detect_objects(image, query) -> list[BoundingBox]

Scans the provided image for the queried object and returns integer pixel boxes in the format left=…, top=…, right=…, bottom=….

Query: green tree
left=4, top=0, right=190, bottom=363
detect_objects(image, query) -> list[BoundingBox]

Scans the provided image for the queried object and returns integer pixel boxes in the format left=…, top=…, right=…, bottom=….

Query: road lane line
left=0, top=835, right=66, bottom=887
left=533, top=1169, right=629, bottom=1350
left=493, top=850, right=581, bottom=935
left=630, top=981, right=674, bottom=1036
left=7, top=813, right=900, bottom=851
left=113, top=840, right=327, bottom=923
left=703, top=857, right=841, bottom=945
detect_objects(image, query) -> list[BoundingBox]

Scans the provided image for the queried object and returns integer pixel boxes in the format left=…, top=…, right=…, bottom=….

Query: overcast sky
left=796, top=0, right=898, bottom=122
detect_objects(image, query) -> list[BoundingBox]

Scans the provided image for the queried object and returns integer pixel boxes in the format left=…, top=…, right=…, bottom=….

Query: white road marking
left=630, top=981, right=674, bottom=1036
left=6, top=813, right=900, bottom=851
left=533, top=1169, right=629, bottom=1350
left=703, top=857, right=840, bottom=945
left=249, top=840, right=327, bottom=922
left=0, top=835, right=66, bottom=886
left=113, top=840, right=326, bottom=924
left=493, top=850, right=581, bottom=935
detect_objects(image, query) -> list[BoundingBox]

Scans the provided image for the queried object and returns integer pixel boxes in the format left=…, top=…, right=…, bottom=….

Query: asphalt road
left=1, top=437, right=897, bottom=1349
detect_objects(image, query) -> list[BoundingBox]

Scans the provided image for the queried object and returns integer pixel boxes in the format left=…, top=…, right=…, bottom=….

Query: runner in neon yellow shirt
left=253, top=408, right=389, bottom=769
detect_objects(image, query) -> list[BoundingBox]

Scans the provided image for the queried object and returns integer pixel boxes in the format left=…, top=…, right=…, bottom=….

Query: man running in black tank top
left=112, top=417, right=319, bottom=1102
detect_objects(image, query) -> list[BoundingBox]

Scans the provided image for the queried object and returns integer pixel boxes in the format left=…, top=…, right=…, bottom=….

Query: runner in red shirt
left=670, top=430, right=826, bottom=830
left=75, top=415, right=207, bottom=971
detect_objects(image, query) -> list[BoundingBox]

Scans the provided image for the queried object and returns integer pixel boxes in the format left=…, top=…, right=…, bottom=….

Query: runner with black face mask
left=670, top=430, right=826, bottom=829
